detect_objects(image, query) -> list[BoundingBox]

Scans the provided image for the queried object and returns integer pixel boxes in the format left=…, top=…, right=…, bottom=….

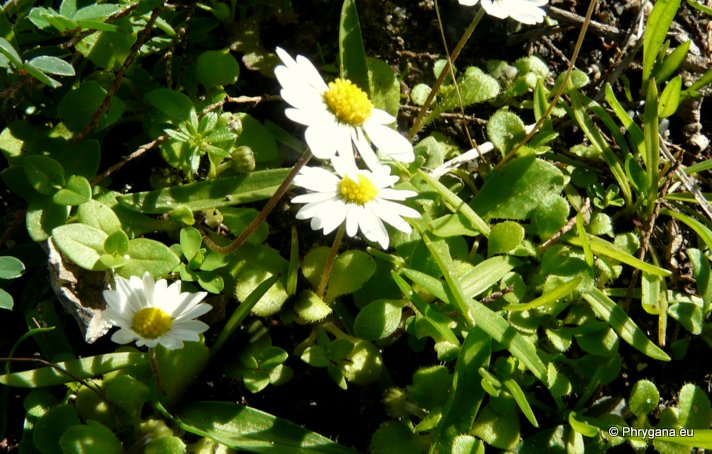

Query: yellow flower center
left=323, top=78, right=373, bottom=125
left=339, top=174, right=378, bottom=205
left=132, top=307, right=173, bottom=339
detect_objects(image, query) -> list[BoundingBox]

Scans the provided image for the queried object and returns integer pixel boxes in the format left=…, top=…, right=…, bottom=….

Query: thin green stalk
left=497, top=0, right=599, bottom=168
left=317, top=223, right=346, bottom=300
left=407, top=7, right=485, bottom=139
left=202, top=150, right=312, bottom=254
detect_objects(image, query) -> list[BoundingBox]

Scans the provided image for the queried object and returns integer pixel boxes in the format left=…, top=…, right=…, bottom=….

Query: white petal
left=345, top=204, right=360, bottom=237
left=292, top=191, right=337, bottom=205
left=320, top=202, right=348, bottom=234
left=353, top=127, right=381, bottom=171
left=378, top=188, right=418, bottom=201
left=304, top=123, right=344, bottom=159
left=358, top=209, right=389, bottom=249
left=369, top=201, right=415, bottom=233
left=174, top=301, right=211, bottom=321
left=459, top=0, right=479, bottom=5
left=368, top=108, right=395, bottom=125
left=111, top=328, right=138, bottom=345
left=293, top=167, right=339, bottom=192
left=363, top=122, right=415, bottom=162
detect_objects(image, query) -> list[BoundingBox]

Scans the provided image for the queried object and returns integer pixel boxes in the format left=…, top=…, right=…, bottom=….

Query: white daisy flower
left=274, top=47, right=414, bottom=170
left=102, top=272, right=211, bottom=350
left=459, top=0, right=547, bottom=25
left=291, top=156, right=421, bottom=249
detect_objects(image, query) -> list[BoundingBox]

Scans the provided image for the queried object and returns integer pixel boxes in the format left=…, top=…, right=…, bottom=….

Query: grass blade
left=582, top=288, right=670, bottom=361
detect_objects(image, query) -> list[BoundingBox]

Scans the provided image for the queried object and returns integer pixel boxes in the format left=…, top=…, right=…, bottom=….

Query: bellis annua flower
left=291, top=156, right=420, bottom=249
left=459, top=0, right=547, bottom=25
left=103, top=272, right=211, bottom=350
left=274, top=47, right=414, bottom=170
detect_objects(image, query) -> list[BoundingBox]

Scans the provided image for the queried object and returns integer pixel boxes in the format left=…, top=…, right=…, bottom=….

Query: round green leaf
left=488, top=221, right=525, bottom=256
left=53, top=175, right=92, bottom=206
left=341, top=340, right=383, bottom=385
left=34, top=404, right=81, bottom=454
left=59, top=420, right=123, bottom=454
left=196, top=49, right=240, bottom=88
left=295, top=290, right=333, bottom=322
left=58, top=81, right=125, bottom=132
left=77, top=199, right=122, bottom=235
left=180, top=227, right=203, bottom=262
left=118, top=238, right=181, bottom=279
left=678, top=383, right=711, bottom=429
left=26, top=55, right=75, bottom=76
left=52, top=224, right=109, bottom=271
left=0, top=288, right=13, bottom=310
left=487, top=109, right=527, bottom=154
left=354, top=299, right=403, bottom=340
left=23, top=155, right=65, bottom=195
left=144, top=88, right=194, bottom=123
left=0, top=256, right=25, bottom=279
left=144, top=436, right=186, bottom=454
left=629, top=379, right=659, bottom=416
left=104, top=230, right=129, bottom=256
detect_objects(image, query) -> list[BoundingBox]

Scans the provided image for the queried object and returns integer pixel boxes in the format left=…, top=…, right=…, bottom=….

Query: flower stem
left=201, top=149, right=312, bottom=254
left=316, top=223, right=346, bottom=300
left=407, top=7, right=485, bottom=140
left=496, top=0, right=598, bottom=169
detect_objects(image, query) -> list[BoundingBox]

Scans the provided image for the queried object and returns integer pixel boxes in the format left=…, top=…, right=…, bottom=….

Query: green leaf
left=118, top=169, right=290, bottom=214
left=196, top=49, right=240, bottom=88
left=432, top=329, right=491, bottom=453
left=26, top=56, right=75, bottom=76
left=34, top=404, right=81, bottom=454
left=687, top=248, right=712, bottom=314
left=294, top=290, right=333, bottom=323
left=0, top=288, right=13, bottom=310
left=644, top=80, right=660, bottom=194
left=488, top=221, right=525, bottom=256
left=144, top=88, right=194, bottom=123
left=180, top=227, right=203, bottom=262
left=52, top=223, right=108, bottom=271
left=660, top=208, right=712, bottom=253
left=59, top=420, right=123, bottom=454
left=303, top=248, right=377, bottom=302
left=76, top=18, right=136, bottom=70
left=339, top=0, right=369, bottom=93
left=605, top=83, right=644, bottom=155
left=0, top=352, right=147, bottom=387
left=0, top=37, right=22, bottom=68
left=119, top=238, right=181, bottom=279
left=418, top=170, right=490, bottom=236
left=629, top=379, right=660, bottom=416
left=367, top=57, right=400, bottom=116
left=0, top=256, right=24, bottom=279
left=353, top=300, right=403, bottom=340
left=23, top=155, right=65, bottom=195
left=419, top=230, right=548, bottom=382
left=26, top=195, right=71, bottom=242
left=232, top=244, right=289, bottom=317
left=77, top=199, right=123, bottom=235
left=581, top=288, right=670, bottom=361
left=156, top=342, right=209, bottom=406
left=653, top=40, right=690, bottom=83
left=72, top=4, right=119, bottom=21
left=52, top=175, right=92, bottom=206
left=568, top=412, right=598, bottom=438
left=471, top=155, right=565, bottom=220
left=144, top=436, right=186, bottom=454
left=174, top=401, right=356, bottom=453
left=658, top=76, right=682, bottom=118
left=643, top=0, right=682, bottom=88
left=487, top=109, right=527, bottom=155
left=568, top=234, right=671, bottom=276
left=678, top=383, right=712, bottom=429
left=58, top=81, right=125, bottom=131
left=233, top=113, right=280, bottom=163
left=104, top=230, right=129, bottom=256
left=503, top=276, right=581, bottom=312
left=668, top=302, right=703, bottom=334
